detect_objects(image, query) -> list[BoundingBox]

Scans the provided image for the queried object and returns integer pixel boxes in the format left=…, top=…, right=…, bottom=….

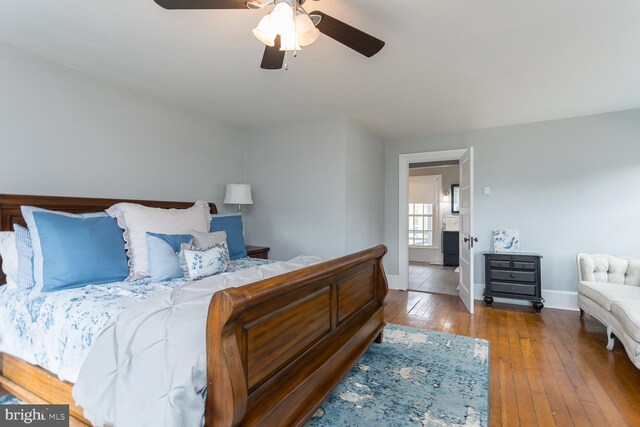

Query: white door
left=458, top=148, right=475, bottom=313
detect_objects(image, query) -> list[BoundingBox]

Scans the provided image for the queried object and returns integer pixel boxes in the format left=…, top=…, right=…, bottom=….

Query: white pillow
left=190, top=230, right=227, bottom=250
left=106, top=201, right=211, bottom=280
left=0, top=232, right=19, bottom=289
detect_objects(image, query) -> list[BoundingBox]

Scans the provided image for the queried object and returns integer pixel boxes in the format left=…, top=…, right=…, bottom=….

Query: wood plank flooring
left=408, top=262, right=459, bottom=295
left=384, top=290, right=640, bottom=426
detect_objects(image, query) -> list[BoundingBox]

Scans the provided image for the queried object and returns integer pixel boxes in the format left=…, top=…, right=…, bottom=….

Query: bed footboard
left=205, top=245, right=388, bottom=427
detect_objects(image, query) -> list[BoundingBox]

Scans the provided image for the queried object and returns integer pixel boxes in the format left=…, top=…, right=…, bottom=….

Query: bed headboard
left=0, top=194, right=218, bottom=285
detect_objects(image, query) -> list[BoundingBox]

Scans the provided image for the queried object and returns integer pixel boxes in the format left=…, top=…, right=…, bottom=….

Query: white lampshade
left=224, top=184, right=254, bottom=205
left=295, top=11, right=320, bottom=47
left=252, top=14, right=277, bottom=47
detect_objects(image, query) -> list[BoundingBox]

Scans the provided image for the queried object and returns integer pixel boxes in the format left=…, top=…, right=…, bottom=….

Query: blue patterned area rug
left=0, top=324, right=488, bottom=426
left=307, top=324, right=489, bottom=426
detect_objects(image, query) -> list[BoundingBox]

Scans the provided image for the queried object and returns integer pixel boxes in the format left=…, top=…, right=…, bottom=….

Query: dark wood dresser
left=442, top=231, right=459, bottom=267
left=483, top=252, right=544, bottom=312
left=246, top=246, right=270, bottom=260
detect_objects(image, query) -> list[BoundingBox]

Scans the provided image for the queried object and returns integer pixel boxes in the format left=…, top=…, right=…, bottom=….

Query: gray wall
left=244, top=116, right=348, bottom=261
left=0, top=42, right=246, bottom=207
left=345, top=121, right=385, bottom=253
left=245, top=116, right=385, bottom=261
left=385, top=109, right=640, bottom=292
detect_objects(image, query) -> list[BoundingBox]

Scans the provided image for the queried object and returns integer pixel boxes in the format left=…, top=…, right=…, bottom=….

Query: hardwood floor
left=408, top=262, right=459, bottom=295
left=384, top=290, right=640, bottom=427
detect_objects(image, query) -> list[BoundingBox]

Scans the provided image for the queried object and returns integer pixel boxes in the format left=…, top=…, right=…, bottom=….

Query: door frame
left=398, top=149, right=469, bottom=292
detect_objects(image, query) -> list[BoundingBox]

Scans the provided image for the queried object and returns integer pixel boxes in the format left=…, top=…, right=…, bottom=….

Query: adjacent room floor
left=408, top=262, right=459, bottom=295
left=385, top=290, right=640, bottom=427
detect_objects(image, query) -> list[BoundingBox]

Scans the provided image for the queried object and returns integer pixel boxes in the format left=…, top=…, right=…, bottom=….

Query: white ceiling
left=0, top=0, right=639, bottom=139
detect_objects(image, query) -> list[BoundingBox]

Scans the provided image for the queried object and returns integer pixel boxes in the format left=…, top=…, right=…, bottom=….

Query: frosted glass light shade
left=296, top=12, right=320, bottom=47
left=224, top=184, right=254, bottom=205
left=253, top=14, right=277, bottom=46
left=279, top=21, right=301, bottom=51
left=270, top=2, right=293, bottom=30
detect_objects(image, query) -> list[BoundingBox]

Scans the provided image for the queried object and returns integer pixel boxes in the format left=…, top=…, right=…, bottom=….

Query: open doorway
left=399, top=148, right=475, bottom=313
left=407, top=162, right=460, bottom=296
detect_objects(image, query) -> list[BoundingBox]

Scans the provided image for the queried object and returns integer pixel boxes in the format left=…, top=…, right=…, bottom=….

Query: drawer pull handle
left=510, top=274, right=515, bottom=278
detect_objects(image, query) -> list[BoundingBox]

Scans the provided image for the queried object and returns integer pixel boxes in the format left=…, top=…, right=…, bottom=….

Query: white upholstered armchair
left=577, top=254, right=640, bottom=369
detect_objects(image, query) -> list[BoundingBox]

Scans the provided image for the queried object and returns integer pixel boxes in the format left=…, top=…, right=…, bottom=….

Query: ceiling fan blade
left=153, top=0, right=248, bottom=9
left=260, top=36, right=286, bottom=70
left=310, top=11, right=385, bottom=58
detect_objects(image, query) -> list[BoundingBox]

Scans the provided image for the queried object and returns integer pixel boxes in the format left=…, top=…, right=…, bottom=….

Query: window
left=409, top=203, right=434, bottom=246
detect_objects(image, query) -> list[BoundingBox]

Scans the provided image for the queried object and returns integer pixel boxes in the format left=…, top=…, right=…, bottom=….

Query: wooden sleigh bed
left=0, top=194, right=389, bottom=427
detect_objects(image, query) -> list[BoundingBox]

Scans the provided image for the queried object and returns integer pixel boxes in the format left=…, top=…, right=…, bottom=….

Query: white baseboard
left=386, top=274, right=400, bottom=290
left=541, top=289, right=579, bottom=311
left=473, top=283, right=578, bottom=311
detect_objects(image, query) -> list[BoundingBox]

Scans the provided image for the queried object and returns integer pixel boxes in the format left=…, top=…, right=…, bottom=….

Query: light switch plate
left=483, top=186, right=491, bottom=195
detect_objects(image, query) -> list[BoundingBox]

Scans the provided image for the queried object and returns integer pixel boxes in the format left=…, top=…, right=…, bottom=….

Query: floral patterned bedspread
left=0, top=257, right=272, bottom=383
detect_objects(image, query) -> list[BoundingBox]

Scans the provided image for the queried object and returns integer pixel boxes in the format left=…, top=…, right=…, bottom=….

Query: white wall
left=0, top=42, right=246, bottom=207
left=385, top=109, right=640, bottom=292
left=245, top=116, right=385, bottom=261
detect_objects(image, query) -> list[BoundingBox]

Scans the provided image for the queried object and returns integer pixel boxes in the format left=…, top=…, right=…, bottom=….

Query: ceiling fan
left=152, top=0, right=385, bottom=70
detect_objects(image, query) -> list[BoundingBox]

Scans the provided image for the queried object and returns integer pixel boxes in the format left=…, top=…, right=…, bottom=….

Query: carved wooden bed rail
left=206, top=245, right=388, bottom=426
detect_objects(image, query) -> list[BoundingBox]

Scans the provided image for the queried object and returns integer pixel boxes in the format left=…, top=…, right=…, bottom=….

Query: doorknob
left=464, top=237, right=478, bottom=248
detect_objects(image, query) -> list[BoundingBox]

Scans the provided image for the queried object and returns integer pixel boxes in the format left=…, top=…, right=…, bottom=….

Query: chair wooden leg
left=606, top=326, right=615, bottom=351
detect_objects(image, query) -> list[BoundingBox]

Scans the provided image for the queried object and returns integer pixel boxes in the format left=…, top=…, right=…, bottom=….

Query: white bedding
left=0, top=257, right=272, bottom=383
left=72, top=255, right=323, bottom=427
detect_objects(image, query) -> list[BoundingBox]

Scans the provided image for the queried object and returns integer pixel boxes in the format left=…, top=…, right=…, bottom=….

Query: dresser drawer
left=489, top=260, right=511, bottom=269
left=491, top=281, right=536, bottom=296
left=491, top=270, right=536, bottom=283
left=513, top=261, right=535, bottom=270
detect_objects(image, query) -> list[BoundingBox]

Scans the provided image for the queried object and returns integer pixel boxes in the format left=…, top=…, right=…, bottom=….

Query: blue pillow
left=146, top=232, right=193, bottom=282
left=22, top=206, right=129, bottom=292
left=22, top=206, right=110, bottom=289
left=13, top=224, right=35, bottom=289
left=210, top=214, right=247, bottom=260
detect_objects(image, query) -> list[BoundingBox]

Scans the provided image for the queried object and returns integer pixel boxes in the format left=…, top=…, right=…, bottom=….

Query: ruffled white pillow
left=106, top=201, right=210, bottom=280
left=0, top=232, right=18, bottom=289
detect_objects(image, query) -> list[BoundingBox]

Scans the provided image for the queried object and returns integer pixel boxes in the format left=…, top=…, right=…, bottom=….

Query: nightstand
left=483, top=252, right=544, bottom=312
left=246, top=246, right=270, bottom=260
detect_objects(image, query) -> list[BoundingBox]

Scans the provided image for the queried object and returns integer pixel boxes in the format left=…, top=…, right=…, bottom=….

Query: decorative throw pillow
left=21, top=206, right=129, bottom=292
left=210, top=213, right=247, bottom=260
left=0, top=232, right=18, bottom=289
left=106, top=201, right=211, bottom=280
left=13, top=224, right=35, bottom=289
left=182, top=245, right=229, bottom=280
left=146, top=232, right=193, bottom=282
left=179, top=241, right=230, bottom=277
left=190, top=230, right=227, bottom=251
left=178, top=230, right=228, bottom=275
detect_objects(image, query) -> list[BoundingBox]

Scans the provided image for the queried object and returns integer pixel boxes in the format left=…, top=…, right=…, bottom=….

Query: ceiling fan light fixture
left=279, top=27, right=301, bottom=51
left=252, top=14, right=277, bottom=46
left=295, top=10, right=319, bottom=47
left=270, top=1, right=294, bottom=30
